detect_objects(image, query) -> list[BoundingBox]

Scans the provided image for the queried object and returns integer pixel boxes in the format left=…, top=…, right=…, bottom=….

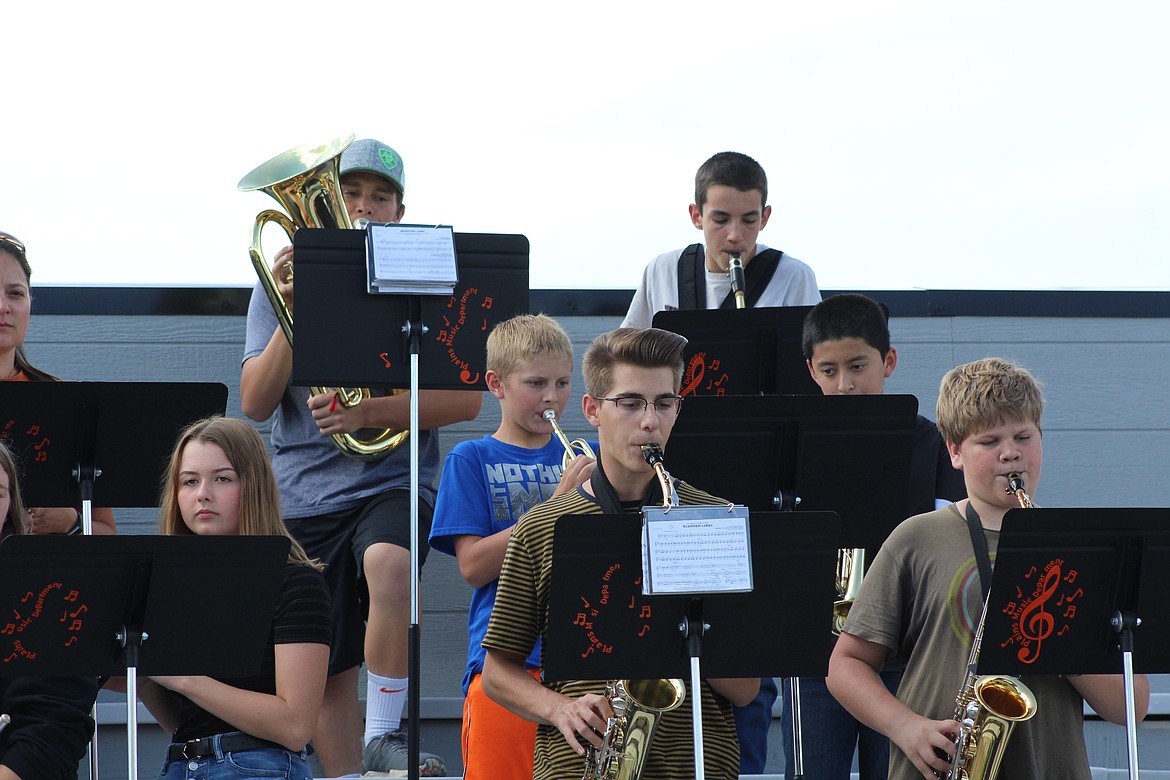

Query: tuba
left=944, top=473, right=1038, bottom=780
left=544, top=410, right=597, bottom=471
left=580, top=444, right=686, bottom=780
left=238, top=135, right=407, bottom=461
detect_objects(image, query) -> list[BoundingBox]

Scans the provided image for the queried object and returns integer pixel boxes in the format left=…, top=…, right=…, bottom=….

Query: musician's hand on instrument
left=272, top=246, right=294, bottom=310
left=551, top=454, right=595, bottom=498
left=553, top=693, right=612, bottom=756
left=307, top=392, right=365, bottom=436
left=889, top=714, right=957, bottom=779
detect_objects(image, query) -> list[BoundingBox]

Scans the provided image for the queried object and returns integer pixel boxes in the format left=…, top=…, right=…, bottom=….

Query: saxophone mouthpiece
left=641, top=444, right=665, bottom=466
left=1006, top=473, right=1024, bottom=495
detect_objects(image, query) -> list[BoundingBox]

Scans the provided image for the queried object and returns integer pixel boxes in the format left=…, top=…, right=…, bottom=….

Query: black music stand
left=0, top=535, right=288, bottom=779
left=978, top=508, right=1170, bottom=780
left=652, top=306, right=818, bottom=396
left=547, top=510, right=840, bottom=780
left=0, top=381, right=229, bottom=519
left=665, top=394, right=917, bottom=552
left=292, top=229, right=530, bottom=390
left=664, top=393, right=918, bottom=778
left=290, top=227, right=528, bottom=780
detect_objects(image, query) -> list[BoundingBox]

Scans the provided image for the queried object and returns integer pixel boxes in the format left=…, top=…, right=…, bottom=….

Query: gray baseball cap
left=340, top=138, right=405, bottom=195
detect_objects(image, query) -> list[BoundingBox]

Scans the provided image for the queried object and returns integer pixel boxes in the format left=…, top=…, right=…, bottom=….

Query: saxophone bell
left=581, top=678, right=686, bottom=780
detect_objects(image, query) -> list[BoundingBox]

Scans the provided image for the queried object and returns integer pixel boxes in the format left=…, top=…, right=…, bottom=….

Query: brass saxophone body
left=944, top=472, right=1038, bottom=780
left=580, top=444, right=686, bottom=780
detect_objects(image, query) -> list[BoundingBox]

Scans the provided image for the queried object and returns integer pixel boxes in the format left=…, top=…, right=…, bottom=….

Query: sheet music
left=365, top=223, right=458, bottom=294
left=641, top=505, right=752, bottom=595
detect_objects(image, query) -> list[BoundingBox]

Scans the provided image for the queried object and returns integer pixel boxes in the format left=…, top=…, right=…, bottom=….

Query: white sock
left=365, top=673, right=408, bottom=746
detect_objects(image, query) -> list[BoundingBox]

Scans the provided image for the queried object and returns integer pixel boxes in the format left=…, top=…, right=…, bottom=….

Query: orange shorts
left=462, top=669, right=540, bottom=780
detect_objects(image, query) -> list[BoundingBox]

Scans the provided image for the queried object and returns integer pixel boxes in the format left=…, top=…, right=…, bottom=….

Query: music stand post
left=548, top=511, right=841, bottom=780
left=980, top=507, right=1170, bottom=780
left=291, top=228, right=529, bottom=780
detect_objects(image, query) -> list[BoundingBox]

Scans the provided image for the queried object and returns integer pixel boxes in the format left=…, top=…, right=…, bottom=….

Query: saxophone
left=943, top=473, right=1039, bottom=780
left=580, top=445, right=686, bottom=780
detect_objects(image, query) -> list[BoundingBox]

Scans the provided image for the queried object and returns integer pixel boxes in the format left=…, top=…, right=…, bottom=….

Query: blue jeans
left=780, top=671, right=900, bottom=780
left=732, top=676, right=779, bottom=774
left=159, top=733, right=312, bottom=780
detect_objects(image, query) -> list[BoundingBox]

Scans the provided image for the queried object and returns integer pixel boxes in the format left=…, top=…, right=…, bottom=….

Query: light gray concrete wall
left=21, top=307, right=1170, bottom=776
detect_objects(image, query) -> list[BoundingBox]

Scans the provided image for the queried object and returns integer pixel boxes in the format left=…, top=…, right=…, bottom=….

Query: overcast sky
left=5, top=1, right=1167, bottom=292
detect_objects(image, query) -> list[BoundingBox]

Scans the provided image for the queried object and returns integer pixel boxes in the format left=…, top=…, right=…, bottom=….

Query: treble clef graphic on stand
left=1016, top=563, right=1061, bottom=664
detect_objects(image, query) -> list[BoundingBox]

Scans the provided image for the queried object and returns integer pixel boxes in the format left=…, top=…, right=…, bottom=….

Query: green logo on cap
left=378, top=149, right=399, bottom=170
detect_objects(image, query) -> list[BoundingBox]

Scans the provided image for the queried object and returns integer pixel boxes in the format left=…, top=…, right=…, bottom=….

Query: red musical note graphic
left=1024, top=565, right=1037, bottom=578
left=639, top=606, right=652, bottom=619
left=64, top=590, right=79, bottom=602
left=1064, top=570, right=1078, bottom=583
left=65, top=636, right=78, bottom=647
left=1057, top=625, right=1071, bottom=636
left=1016, top=565, right=1061, bottom=664
left=481, top=297, right=493, bottom=309
left=25, top=425, right=39, bottom=436
left=69, top=620, right=83, bottom=631
left=33, top=437, right=50, bottom=450
left=638, top=625, right=650, bottom=637
left=1063, top=605, right=1077, bottom=619
left=379, top=353, right=392, bottom=368
left=573, top=613, right=588, bottom=626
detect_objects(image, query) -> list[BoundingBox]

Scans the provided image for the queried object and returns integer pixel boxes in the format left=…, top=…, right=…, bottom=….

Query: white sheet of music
left=365, top=223, right=457, bottom=294
left=641, top=505, right=752, bottom=595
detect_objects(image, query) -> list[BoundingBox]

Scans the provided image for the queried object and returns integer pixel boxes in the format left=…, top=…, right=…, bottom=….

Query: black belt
left=167, top=734, right=288, bottom=761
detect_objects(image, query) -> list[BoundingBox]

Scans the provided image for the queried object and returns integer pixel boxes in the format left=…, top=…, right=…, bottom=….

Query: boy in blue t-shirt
left=430, top=314, right=594, bottom=780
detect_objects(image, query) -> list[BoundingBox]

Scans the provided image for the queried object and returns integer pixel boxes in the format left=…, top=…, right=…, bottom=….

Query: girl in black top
left=137, top=417, right=331, bottom=780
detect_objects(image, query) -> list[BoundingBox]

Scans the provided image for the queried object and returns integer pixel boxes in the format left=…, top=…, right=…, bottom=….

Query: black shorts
left=285, top=490, right=433, bottom=675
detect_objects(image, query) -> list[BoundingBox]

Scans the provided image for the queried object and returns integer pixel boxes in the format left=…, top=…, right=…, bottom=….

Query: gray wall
left=21, top=297, right=1170, bottom=776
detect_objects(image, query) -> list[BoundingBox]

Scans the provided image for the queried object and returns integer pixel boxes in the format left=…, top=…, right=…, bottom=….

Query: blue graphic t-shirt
left=431, top=435, right=594, bottom=694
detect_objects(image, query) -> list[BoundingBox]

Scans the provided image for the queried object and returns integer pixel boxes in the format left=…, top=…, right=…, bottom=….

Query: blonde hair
left=582, top=327, right=687, bottom=398
left=158, top=416, right=321, bottom=570
left=936, top=357, right=1044, bottom=446
left=486, top=314, right=573, bottom=381
left=0, top=440, right=27, bottom=538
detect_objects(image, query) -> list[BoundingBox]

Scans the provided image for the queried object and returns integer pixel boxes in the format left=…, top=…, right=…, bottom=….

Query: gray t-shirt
left=844, top=504, right=1091, bottom=780
left=242, top=282, right=438, bottom=519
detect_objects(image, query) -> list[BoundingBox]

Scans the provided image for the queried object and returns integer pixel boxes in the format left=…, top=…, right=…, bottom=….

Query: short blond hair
left=486, top=314, right=573, bottom=381
left=936, top=358, right=1044, bottom=446
left=582, top=327, right=687, bottom=398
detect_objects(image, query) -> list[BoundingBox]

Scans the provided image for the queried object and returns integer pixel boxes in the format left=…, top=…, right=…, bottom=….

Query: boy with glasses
left=481, top=327, right=759, bottom=780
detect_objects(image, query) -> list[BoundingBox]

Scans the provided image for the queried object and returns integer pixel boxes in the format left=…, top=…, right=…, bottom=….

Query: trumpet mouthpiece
left=543, top=409, right=557, bottom=422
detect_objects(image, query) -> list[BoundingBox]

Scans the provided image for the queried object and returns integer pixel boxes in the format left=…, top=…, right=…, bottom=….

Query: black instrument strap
left=676, top=244, right=706, bottom=310
left=964, top=502, right=994, bottom=601
left=590, top=452, right=664, bottom=515
left=677, top=244, right=786, bottom=310
left=719, top=249, right=783, bottom=309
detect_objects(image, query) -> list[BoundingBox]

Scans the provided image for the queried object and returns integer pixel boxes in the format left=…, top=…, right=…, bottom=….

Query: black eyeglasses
left=0, top=231, right=26, bottom=260
left=594, top=395, right=683, bottom=417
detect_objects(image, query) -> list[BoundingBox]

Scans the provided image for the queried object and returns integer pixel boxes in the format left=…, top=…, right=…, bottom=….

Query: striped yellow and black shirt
left=483, top=482, right=742, bottom=780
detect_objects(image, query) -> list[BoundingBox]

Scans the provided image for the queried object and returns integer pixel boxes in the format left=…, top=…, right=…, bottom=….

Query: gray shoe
left=361, top=729, right=446, bottom=777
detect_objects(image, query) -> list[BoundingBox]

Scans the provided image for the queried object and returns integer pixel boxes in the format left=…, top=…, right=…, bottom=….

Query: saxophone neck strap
left=591, top=455, right=664, bottom=515
left=964, top=501, right=994, bottom=601
left=675, top=244, right=785, bottom=310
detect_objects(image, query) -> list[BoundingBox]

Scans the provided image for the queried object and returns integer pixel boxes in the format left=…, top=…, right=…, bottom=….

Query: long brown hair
left=158, top=416, right=320, bottom=569
left=0, top=439, right=27, bottom=538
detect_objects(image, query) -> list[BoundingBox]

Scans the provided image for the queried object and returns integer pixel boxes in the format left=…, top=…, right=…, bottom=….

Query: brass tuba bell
left=238, top=135, right=408, bottom=461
